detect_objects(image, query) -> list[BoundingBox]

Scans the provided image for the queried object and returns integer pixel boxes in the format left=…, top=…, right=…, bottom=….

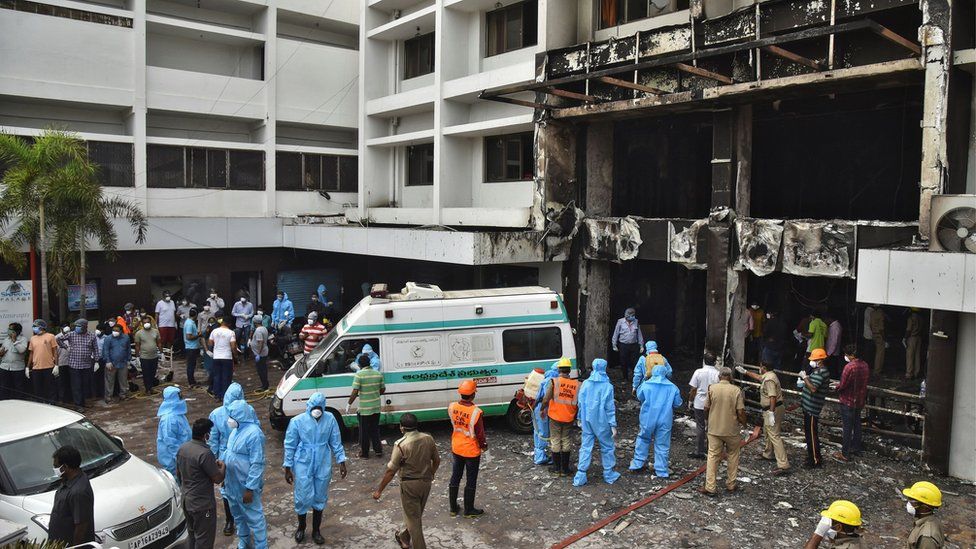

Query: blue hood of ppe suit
left=306, top=391, right=327, bottom=413
left=157, top=386, right=187, bottom=417
left=209, top=382, right=244, bottom=457
left=645, top=341, right=658, bottom=353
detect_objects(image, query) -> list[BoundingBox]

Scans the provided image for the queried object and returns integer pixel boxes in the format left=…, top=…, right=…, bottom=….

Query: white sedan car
left=0, top=400, right=187, bottom=548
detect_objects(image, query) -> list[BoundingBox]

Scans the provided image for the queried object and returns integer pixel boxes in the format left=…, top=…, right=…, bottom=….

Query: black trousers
left=618, top=343, right=640, bottom=380
left=803, top=412, right=822, bottom=466
left=31, top=368, right=57, bottom=403
left=358, top=413, right=382, bottom=456
left=0, top=369, right=29, bottom=400
left=184, top=505, right=216, bottom=549
left=185, top=349, right=201, bottom=385
left=69, top=367, right=92, bottom=406
left=448, top=453, right=480, bottom=490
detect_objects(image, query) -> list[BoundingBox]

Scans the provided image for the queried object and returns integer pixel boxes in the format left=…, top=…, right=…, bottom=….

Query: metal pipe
left=737, top=378, right=925, bottom=419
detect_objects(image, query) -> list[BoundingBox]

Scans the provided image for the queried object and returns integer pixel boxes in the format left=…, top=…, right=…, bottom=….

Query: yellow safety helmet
left=902, top=481, right=942, bottom=508
left=557, top=357, right=572, bottom=368
left=820, top=500, right=862, bottom=527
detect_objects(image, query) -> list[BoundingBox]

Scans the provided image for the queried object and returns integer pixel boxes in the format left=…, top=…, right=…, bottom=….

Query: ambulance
left=269, top=282, right=577, bottom=435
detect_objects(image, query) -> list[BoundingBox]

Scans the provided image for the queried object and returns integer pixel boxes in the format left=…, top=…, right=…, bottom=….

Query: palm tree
left=0, top=129, right=148, bottom=319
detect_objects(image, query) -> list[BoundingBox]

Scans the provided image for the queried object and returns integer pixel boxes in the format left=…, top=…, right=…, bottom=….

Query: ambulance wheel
left=330, top=409, right=351, bottom=441
left=506, top=401, right=533, bottom=434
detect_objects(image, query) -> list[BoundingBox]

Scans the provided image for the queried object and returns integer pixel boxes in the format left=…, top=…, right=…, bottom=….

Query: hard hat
left=809, top=348, right=828, bottom=361
left=902, top=481, right=942, bottom=508
left=458, top=380, right=477, bottom=396
left=820, top=500, right=862, bottom=527
left=557, top=357, right=572, bottom=368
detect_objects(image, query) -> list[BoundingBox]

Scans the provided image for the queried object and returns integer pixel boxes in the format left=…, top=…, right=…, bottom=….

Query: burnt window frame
left=405, top=143, right=434, bottom=187
left=485, top=0, right=538, bottom=57
left=403, top=32, right=435, bottom=80
left=484, top=132, right=534, bottom=183
left=598, top=0, right=685, bottom=29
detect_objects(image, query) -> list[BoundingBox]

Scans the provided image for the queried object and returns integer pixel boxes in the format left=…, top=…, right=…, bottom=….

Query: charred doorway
left=611, top=260, right=707, bottom=370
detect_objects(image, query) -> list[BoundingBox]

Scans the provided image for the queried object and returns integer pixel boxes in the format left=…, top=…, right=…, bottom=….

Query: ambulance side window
left=310, top=338, right=380, bottom=377
left=502, top=327, right=562, bottom=362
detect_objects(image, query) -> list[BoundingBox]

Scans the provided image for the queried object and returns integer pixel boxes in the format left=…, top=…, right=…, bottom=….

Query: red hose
left=550, top=426, right=762, bottom=549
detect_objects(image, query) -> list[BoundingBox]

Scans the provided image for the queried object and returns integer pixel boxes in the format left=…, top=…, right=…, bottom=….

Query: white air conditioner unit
left=929, top=194, right=976, bottom=253
left=401, top=282, right=444, bottom=300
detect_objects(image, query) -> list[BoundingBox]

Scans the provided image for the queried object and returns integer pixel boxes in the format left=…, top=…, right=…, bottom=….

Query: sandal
left=394, top=530, right=409, bottom=549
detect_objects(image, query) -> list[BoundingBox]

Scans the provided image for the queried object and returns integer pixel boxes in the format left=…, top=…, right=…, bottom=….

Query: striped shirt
left=352, top=367, right=385, bottom=415
left=300, top=323, right=328, bottom=354
left=801, top=366, right=831, bottom=417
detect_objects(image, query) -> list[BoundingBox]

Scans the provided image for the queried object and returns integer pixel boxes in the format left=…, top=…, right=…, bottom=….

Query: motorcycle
left=269, top=319, right=302, bottom=371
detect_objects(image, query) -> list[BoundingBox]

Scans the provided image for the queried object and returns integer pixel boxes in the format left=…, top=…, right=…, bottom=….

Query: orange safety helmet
left=458, top=379, right=478, bottom=396
left=809, top=348, right=828, bottom=361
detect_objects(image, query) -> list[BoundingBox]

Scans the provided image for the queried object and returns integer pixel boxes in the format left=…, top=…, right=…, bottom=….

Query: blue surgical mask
left=626, top=315, right=635, bottom=321
left=32, top=327, right=41, bottom=335
left=74, top=327, right=82, bottom=334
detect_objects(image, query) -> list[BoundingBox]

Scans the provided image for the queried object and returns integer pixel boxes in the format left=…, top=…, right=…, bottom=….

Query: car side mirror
left=112, top=435, right=124, bottom=448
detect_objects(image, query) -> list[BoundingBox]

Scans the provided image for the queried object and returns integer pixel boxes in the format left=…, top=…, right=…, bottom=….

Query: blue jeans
left=68, top=367, right=92, bottom=406
left=839, top=404, right=862, bottom=457
left=141, top=357, right=158, bottom=392
left=213, top=359, right=233, bottom=399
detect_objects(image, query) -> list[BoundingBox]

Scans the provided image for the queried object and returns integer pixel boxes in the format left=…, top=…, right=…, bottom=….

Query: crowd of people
left=0, top=286, right=343, bottom=408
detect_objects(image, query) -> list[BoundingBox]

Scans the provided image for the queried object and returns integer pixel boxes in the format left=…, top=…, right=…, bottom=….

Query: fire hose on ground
left=550, top=426, right=762, bottom=549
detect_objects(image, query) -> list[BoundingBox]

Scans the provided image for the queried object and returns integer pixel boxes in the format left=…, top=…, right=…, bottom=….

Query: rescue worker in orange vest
left=447, top=380, right=486, bottom=518
left=542, top=358, right=579, bottom=477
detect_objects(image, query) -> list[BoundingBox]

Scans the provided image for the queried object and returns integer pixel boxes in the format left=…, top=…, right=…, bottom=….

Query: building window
left=406, top=144, right=434, bottom=187
left=486, top=0, right=537, bottom=57
left=403, top=32, right=435, bottom=80
left=87, top=142, right=133, bottom=187
left=485, top=132, right=533, bottom=182
left=502, top=327, right=562, bottom=362
left=147, top=144, right=265, bottom=190
left=599, top=0, right=684, bottom=29
left=0, top=0, right=133, bottom=28
left=275, top=152, right=358, bottom=192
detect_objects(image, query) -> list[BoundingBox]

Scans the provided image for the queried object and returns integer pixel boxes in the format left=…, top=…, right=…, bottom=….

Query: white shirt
left=689, top=365, right=720, bottom=410
left=862, top=306, right=875, bottom=340
left=208, top=327, right=236, bottom=360
left=155, top=299, right=177, bottom=328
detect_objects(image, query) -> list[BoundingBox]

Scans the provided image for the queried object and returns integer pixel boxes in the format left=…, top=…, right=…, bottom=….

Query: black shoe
left=562, top=451, right=576, bottom=475
left=449, top=486, right=460, bottom=517
left=550, top=452, right=562, bottom=475
left=294, top=514, right=306, bottom=543
left=311, top=531, right=324, bottom=545
left=462, top=488, right=484, bottom=518
left=223, top=520, right=234, bottom=537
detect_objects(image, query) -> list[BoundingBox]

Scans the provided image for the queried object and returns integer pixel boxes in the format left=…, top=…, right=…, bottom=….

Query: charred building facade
left=482, top=0, right=974, bottom=478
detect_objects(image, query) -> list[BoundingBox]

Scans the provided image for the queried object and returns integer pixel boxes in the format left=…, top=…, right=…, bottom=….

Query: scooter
left=269, top=320, right=302, bottom=371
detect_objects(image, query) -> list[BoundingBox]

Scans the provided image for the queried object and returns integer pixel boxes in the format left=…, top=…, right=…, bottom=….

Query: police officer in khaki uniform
left=373, top=413, right=440, bottom=549
left=903, top=481, right=945, bottom=548
left=699, top=367, right=747, bottom=496
left=737, top=362, right=789, bottom=475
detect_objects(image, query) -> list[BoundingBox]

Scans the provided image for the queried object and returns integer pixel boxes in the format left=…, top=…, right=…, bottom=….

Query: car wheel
left=329, top=409, right=351, bottom=441
left=506, top=400, right=533, bottom=434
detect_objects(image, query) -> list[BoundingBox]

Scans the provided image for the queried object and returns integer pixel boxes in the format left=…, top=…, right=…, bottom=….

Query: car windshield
left=0, top=420, right=127, bottom=496
left=293, top=328, right=340, bottom=377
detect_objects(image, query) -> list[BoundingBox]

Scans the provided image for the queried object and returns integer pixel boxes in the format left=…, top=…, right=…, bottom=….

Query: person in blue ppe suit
left=629, top=364, right=683, bottom=477
left=532, top=361, right=560, bottom=465
left=283, top=392, right=347, bottom=545
left=632, top=340, right=673, bottom=395
left=209, top=382, right=244, bottom=536
left=271, top=291, right=294, bottom=328
left=222, top=399, right=267, bottom=549
left=574, top=359, right=621, bottom=486
left=156, top=386, right=191, bottom=476
left=355, top=344, right=379, bottom=370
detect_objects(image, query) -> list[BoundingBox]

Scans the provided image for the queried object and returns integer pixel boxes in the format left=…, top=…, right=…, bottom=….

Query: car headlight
left=271, top=395, right=282, bottom=411
left=31, top=514, right=50, bottom=532
left=160, top=468, right=182, bottom=508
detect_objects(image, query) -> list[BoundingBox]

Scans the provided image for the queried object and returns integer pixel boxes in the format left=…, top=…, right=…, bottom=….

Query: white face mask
left=844, top=356, right=851, bottom=363
left=203, top=307, right=211, bottom=312
left=210, top=294, right=217, bottom=299
left=310, top=409, right=323, bottom=419
left=809, top=360, right=818, bottom=368
left=144, top=323, right=151, bottom=330
left=164, top=296, right=171, bottom=302
left=95, top=330, right=102, bottom=336
left=307, top=319, right=314, bottom=325
left=257, top=310, right=264, bottom=316
left=108, top=320, right=115, bottom=327
left=53, top=464, right=65, bottom=478
left=112, top=331, right=121, bottom=338
left=906, top=501, right=916, bottom=516
left=240, top=297, right=246, bottom=303
left=62, top=326, right=70, bottom=333
left=227, top=418, right=239, bottom=429
left=181, top=300, right=188, bottom=305
left=766, top=313, right=772, bottom=319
